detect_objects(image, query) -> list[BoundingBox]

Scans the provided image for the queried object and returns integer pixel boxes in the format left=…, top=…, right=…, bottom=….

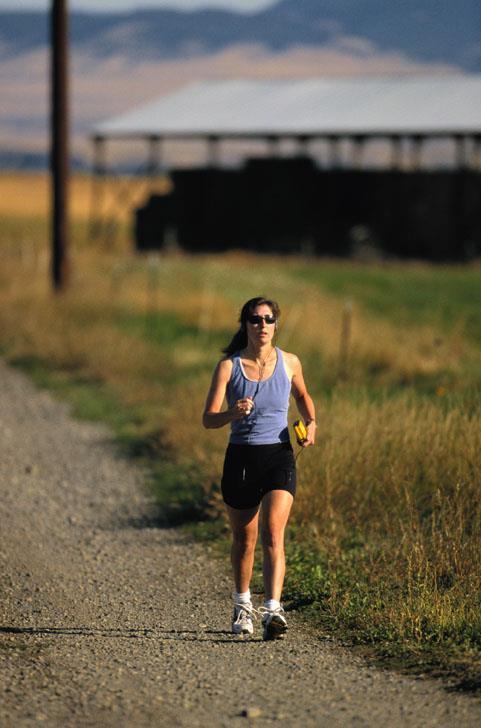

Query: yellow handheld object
left=293, top=419, right=308, bottom=445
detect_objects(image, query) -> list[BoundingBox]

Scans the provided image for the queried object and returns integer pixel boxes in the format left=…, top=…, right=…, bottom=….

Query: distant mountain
left=277, top=0, right=481, bottom=69
left=0, top=149, right=87, bottom=172
left=1, top=1, right=480, bottom=70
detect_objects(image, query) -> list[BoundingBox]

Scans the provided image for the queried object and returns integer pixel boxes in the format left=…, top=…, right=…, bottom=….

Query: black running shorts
left=221, top=442, right=296, bottom=510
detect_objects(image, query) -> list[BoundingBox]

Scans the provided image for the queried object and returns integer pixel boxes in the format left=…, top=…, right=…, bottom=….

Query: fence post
left=338, top=299, right=353, bottom=380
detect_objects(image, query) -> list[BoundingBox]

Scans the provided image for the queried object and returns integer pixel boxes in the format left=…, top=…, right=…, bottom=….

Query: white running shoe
left=259, top=606, right=287, bottom=641
left=232, top=602, right=255, bottom=635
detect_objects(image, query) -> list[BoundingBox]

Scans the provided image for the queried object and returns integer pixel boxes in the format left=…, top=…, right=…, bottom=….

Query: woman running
left=202, top=296, right=316, bottom=640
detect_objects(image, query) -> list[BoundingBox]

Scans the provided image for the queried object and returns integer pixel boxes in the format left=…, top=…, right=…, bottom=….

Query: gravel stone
left=1, top=358, right=481, bottom=727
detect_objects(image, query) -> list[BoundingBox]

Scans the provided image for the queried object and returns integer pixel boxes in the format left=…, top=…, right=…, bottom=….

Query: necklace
left=244, top=347, right=275, bottom=420
left=255, top=346, right=275, bottom=382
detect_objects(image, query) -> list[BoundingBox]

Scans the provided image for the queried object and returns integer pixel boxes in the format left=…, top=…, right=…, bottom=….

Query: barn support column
left=473, top=135, right=481, bottom=171
left=410, top=135, right=424, bottom=171
left=297, top=135, right=311, bottom=157
left=147, top=135, right=162, bottom=177
left=207, top=135, right=220, bottom=168
left=390, top=135, right=402, bottom=170
left=454, top=134, right=468, bottom=170
left=88, top=135, right=106, bottom=241
left=352, top=135, right=366, bottom=169
left=328, top=135, right=340, bottom=169
left=267, top=135, right=280, bottom=156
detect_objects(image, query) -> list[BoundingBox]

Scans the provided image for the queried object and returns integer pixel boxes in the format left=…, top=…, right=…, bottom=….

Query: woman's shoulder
left=215, top=356, right=234, bottom=378
left=278, top=349, right=300, bottom=366
left=278, top=349, right=301, bottom=378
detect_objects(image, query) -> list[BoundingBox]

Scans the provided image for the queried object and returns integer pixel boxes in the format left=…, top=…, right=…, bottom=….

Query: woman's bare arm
left=202, top=359, right=253, bottom=429
left=289, top=354, right=316, bottom=446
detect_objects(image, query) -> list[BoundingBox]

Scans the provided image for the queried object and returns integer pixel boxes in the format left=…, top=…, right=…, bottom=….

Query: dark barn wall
left=134, top=158, right=481, bottom=261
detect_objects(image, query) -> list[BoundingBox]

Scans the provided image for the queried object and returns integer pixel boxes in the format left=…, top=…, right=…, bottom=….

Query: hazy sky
left=0, top=0, right=277, bottom=12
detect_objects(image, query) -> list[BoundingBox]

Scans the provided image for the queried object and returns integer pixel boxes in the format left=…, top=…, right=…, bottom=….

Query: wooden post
left=88, top=135, right=106, bottom=241
left=51, top=0, right=70, bottom=291
left=338, top=299, right=353, bottom=380
left=197, top=274, right=216, bottom=340
left=145, top=253, right=161, bottom=336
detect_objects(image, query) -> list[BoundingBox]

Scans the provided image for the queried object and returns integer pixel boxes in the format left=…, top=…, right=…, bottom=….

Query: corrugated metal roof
left=93, top=76, right=481, bottom=138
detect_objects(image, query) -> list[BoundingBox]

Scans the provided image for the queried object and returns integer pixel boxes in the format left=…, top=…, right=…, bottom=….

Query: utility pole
left=51, top=0, right=69, bottom=290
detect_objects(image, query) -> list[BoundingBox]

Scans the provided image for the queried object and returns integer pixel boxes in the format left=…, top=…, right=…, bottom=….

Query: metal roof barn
left=91, top=76, right=481, bottom=175
left=88, top=77, right=481, bottom=244
left=93, top=76, right=481, bottom=138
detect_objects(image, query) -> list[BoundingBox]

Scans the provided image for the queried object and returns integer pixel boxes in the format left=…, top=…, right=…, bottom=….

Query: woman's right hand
left=229, top=398, right=254, bottom=420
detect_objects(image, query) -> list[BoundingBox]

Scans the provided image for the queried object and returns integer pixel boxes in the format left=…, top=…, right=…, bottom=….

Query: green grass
left=293, top=261, right=481, bottom=344
left=116, top=310, right=229, bottom=354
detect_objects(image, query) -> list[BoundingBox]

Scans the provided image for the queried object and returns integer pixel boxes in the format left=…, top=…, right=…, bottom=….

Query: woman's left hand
left=302, top=422, right=316, bottom=447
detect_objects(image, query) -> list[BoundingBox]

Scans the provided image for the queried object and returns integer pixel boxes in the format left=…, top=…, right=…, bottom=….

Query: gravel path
left=1, top=358, right=480, bottom=727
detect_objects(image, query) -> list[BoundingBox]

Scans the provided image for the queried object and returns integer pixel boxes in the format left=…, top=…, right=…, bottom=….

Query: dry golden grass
left=0, top=171, right=170, bottom=220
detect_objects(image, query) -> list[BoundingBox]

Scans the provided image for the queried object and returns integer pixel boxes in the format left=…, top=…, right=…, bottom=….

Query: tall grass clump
left=288, top=393, right=481, bottom=648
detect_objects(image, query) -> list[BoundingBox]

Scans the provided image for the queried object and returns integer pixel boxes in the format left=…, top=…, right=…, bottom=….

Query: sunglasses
left=247, top=314, right=277, bottom=325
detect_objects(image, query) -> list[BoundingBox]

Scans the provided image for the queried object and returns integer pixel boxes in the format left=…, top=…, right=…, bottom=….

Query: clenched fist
left=230, top=397, right=254, bottom=420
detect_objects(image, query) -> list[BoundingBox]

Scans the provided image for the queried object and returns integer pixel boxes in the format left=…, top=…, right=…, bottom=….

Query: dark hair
left=222, top=296, right=280, bottom=356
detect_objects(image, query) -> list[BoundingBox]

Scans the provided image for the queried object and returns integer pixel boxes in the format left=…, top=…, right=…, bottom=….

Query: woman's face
left=246, top=304, right=276, bottom=348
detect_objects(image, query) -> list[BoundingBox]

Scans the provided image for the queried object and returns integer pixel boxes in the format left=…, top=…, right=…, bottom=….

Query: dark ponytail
left=222, top=296, right=280, bottom=356
left=222, top=327, right=248, bottom=356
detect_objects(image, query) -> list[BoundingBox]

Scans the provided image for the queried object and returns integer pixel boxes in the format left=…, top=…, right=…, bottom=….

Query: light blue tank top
left=226, top=347, right=291, bottom=445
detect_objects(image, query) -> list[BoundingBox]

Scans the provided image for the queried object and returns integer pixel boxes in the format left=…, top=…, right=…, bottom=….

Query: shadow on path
left=0, top=625, right=262, bottom=643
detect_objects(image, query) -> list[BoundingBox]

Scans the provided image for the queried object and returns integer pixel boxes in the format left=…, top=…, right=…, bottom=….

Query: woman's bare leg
left=225, top=504, right=260, bottom=593
left=260, top=490, right=293, bottom=601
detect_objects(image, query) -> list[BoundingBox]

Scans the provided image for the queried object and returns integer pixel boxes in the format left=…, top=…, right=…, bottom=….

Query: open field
left=1, top=172, right=481, bottom=685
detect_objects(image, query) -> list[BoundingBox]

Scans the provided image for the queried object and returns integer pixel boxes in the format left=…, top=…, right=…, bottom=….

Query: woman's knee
left=261, top=526, right=284, bottom=551
left=232, top=528, right=257, bottom=553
